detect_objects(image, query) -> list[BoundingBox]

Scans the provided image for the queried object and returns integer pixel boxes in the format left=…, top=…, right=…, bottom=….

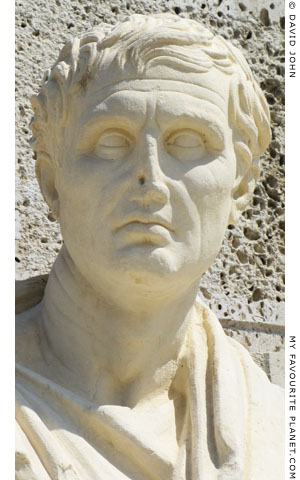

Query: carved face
left=55, top=71, right=236, bottom=293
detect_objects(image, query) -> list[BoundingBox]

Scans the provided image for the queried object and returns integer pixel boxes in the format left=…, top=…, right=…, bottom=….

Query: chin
left=107, top=245, right=198, bottom=293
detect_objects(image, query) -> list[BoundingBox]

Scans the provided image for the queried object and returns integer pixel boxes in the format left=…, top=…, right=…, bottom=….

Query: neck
left=40, top=246, right=200, bottom=407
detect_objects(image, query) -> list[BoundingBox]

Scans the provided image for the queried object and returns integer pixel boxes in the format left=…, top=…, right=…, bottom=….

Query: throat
left=39, top=246, right=199, bottom=406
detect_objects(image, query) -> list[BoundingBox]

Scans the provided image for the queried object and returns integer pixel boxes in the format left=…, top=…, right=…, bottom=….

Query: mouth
left=113, top=218, right=174, bottom=247
left=115, top=218, right=174, bottom=233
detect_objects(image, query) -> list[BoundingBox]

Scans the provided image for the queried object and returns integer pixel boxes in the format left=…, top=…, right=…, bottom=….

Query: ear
left=35, top=155, right=60, bottom=220
left=228, top=145, right=259, bottom=225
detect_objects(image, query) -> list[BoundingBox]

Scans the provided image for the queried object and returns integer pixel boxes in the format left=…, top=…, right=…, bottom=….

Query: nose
left=131, top=133, right=169, bottom=206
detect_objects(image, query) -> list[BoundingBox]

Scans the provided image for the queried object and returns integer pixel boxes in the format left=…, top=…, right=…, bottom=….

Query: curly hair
left=30, top=14, right=270, bottom=220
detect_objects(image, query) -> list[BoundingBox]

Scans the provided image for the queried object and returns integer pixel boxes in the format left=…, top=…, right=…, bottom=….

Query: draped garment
left=16, top=278, right=284, bottom=480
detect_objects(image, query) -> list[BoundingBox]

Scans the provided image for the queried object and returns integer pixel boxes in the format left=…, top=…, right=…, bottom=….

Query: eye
left=95, top=129, right=132, bottom=159
left=166, top=129, right=206, bottom=161
left=168, top=131, right=204, bottom=148
left=99, top=133, right=129, bottom=148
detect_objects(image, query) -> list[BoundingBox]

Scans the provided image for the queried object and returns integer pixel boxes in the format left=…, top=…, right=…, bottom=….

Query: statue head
left=30, top=14, right=270, bottom=293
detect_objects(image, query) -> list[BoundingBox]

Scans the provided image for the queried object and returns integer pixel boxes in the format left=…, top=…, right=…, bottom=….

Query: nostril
left=138, top=176, right=145, bottom=185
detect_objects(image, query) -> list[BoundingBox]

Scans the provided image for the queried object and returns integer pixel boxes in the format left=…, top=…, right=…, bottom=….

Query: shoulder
left=16, top=274, right=48, bottom=314
left=16, top=275, right=48, bottom=368
left=228, top=335, right=284, bottom=401
left=196, top=299, right=284, bottom=476
left=196, top=297, right=284, bottom=409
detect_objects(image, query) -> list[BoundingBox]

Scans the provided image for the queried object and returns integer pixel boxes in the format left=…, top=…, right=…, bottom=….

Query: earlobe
left=35, top=154, right=60, bottom=220
left=228, top=174, right=255, bottom=225
left=228, top=150, right=259, bottom=226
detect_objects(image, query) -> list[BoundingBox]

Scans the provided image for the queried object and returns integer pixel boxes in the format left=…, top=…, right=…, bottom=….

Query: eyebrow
left=157, top=111, right=227, bottom=149
left=76, top=113, right=141, bottom=150
left=158, top=110, right=226, bottom=130
left=80, top=103, right=145, bottom=128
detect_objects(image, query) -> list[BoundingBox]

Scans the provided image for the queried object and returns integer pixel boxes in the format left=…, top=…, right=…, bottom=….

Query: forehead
left=78, top=72, right=231, bottom=131
left=79, top=91, right=227, bottom=136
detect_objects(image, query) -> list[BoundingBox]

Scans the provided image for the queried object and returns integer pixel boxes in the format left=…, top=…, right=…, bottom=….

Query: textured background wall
left=15, top=0, right=285, bottom=386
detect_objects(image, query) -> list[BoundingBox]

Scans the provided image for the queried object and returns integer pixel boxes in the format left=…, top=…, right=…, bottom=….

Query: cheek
left=183, top=157, right=235, bottom=255
left=184, top=156, right=235, bottom=208
left=57, top=156, right=112, bottom=222
left=55, top=162, right=101, bottom=251
left=56, top=156, right=131, bottom=255
left=60, top=154, right=134, bottom=210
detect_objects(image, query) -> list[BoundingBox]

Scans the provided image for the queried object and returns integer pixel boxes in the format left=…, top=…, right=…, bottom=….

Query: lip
left=115, top=217, right=174, bottom=232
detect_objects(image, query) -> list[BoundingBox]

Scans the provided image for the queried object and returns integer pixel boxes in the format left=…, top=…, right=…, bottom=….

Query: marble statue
left=16, top=14, right=284, bottom=480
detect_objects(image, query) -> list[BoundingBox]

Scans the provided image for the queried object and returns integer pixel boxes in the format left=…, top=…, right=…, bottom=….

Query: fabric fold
left=16, top=298, right=284, bottom=479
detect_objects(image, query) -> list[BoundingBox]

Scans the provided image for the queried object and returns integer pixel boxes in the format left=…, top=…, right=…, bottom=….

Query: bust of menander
left=16, top=14, right=283, bottom=480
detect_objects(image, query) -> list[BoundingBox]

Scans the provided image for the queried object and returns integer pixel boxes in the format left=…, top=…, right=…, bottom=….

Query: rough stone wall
left=15, top=0, right=285, bottom=386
